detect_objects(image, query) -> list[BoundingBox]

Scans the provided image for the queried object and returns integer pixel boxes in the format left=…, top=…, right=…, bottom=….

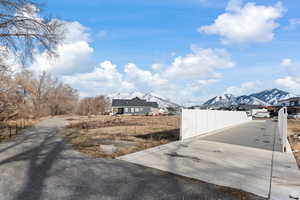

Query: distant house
left=278, top=97, right=300, bottom=107
left=111, top=97, right=159, bottom=115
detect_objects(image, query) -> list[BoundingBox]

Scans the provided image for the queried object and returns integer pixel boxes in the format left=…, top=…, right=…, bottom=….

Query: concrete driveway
left=0, top=118, right=265, bottom=200
left=119, top=120, right=300, bottom=199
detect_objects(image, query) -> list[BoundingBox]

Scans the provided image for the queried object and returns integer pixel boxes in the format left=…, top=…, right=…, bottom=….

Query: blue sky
left=30, top=0, right=300, bottom=104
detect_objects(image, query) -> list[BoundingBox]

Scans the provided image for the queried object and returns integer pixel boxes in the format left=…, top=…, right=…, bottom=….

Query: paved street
left=119, top=120, right=300, bottom=199
left=0, top=118, right=264, bottom=200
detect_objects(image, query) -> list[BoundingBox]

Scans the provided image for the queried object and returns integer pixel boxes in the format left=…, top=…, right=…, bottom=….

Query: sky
left=27, top=0, right=300, bottom=104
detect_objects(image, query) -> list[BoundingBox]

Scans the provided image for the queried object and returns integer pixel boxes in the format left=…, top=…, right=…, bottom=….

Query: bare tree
left=77, top=96, right=111, bottom=116
left=48, top=83, right=78, bottom=116
left=0, top=61, right=17, bottom=120
left=0, top=0, right=62, bottom=63
left=0, top=0, right=64, bottom=121
left=15, top=70, right=78, bottom=118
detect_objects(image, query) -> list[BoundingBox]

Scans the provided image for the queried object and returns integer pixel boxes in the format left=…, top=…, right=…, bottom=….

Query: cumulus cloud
left=62, top=61, right=134, bottom=97
left=151, top=63, right=163, bottom=71
left=225, top=81, right=261, bottom=95
left=125, top=63, right=168, bottom=90
left=199, top=0, right=285, bottom=44
left=285, top=18, right=300, bottom=30
left=226, top=0, right=242, bottom=11
left=275, top=76, right=300, bottom=90
left=59, top=45, right=233, bottom=103
left=280, top=58, right=293, bottom=66
left=185, top=79, right=219, bottom=93
left=29, top=21, right=94, bottom=76
left=23, top=16, right=230, bottom=103
left=276, top=58, right=300, bottom=93
left=164, top=45, right=235, bottom=80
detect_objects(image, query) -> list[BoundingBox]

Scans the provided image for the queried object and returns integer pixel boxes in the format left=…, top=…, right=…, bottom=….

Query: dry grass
left=0, top=118, right=41, bottom=142
left=288, top=119, right=300, bottom=168
left=65, top=115, right=180, bottom=158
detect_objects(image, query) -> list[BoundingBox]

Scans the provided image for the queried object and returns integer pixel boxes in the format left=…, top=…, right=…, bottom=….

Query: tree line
left=1, top=68, right=111, bottom=121
left=0, top=0, right=111, bottom=122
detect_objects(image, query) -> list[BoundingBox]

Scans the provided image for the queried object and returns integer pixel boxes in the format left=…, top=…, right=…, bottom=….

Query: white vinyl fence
left=278, top=107, right=288, bottom=152
left=180, top=109, right=252, bottom=140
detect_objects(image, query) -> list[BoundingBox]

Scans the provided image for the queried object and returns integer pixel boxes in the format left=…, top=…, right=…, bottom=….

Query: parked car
left=253, top=112, right=270, bottom=118
left=288, top=114, right=300, bottom=119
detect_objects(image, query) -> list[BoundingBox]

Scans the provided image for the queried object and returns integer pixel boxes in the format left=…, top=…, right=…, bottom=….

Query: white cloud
left=29, top=21, right=94, bottom=76
left=225, top=81, right=261, bottom=95
left=285, top=18, right=300, bottom=30
left=0, top=47, right=22, bottom=72
left=151, top=63, right=163, bottom=71
left=62, top=61, right=134, bottom=96
left=280, top=58, right=293, bottom=66
left=60, top=45, right=234, bottom=104
left=275, top=58, right=300, bottom=93
left=125, top=63, right=169, bottom=91
left=199, top=1, right=285, bottom=44
left=16, top=3, right=41, bottom=21
left=275, top=76, right=300, bottom=90
left=27, top=27, right=235, bottom=104
left=226, top=0, right=242, bottom=11
left=185, top=79, right=219, bottom=93
left=164, top=45, right=234, bottom=80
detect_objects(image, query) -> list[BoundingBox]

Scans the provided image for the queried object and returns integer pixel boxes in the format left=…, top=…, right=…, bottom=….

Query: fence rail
left=0, top=119, right=30, bottom=140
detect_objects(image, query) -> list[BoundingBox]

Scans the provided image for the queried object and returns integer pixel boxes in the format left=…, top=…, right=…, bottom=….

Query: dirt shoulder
left=64, top=115, right=180, bottom=158
left=287, top=119, right=300, bottom=168
left=0, top=118, right=43, bottom=143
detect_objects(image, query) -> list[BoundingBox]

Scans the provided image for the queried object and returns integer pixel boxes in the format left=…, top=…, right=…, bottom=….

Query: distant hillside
left=108, top=92, right=180, bottom=108
left=204, top=88, right=296, bottom=107
left=204, top=94, right=237, bottom=107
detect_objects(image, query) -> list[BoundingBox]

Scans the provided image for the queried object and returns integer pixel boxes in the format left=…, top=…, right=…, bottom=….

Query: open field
left=288, top=119, right=300, bottom=168
left=65, top=115, right=180, bottom=158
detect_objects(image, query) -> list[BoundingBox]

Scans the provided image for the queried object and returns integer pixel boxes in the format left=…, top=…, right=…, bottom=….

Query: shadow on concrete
left=0, top=118, right=266, bottom=200
left=0, top=127, right=66, bottom=200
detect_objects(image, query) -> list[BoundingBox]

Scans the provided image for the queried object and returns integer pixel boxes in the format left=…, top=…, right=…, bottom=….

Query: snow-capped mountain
left=108, top=92, right=180, bottom=108
left=204, top=88, right=296, bottom=106
left=251, top=88, right=295, bottom=105
left=235, top=95, right=270, bottom=106
left=204, top=94, right=237, bottom=107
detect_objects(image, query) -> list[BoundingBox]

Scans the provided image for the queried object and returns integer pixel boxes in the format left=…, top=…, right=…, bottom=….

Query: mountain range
left=108, top=88, right=296, bottom=109
left=204, top=88, right=296, bottom=107
left=108, top=92, right=180, bottom=108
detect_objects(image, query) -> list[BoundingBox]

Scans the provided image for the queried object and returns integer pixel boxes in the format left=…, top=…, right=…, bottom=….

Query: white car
left=253, top=112, right=270, bottom=118
left=288, top=114, right=300, bottom=119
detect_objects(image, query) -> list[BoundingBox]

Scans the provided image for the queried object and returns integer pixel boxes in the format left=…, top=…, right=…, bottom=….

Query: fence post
left=278, top=107, right=288, bottom=152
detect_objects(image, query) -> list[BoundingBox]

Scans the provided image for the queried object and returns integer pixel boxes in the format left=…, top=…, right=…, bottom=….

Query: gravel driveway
left=0, top=118, right=265, bottom=200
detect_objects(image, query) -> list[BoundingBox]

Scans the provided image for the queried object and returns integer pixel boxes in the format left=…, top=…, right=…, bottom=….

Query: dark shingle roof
left=112, top=97, right=158, bottom=108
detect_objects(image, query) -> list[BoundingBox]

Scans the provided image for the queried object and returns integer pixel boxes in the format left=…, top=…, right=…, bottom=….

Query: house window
left=135, top=108, right=139, bottom=112
left=131, top=108, right=134, bottom=113
left=124, top=108, right=128, bottom=112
